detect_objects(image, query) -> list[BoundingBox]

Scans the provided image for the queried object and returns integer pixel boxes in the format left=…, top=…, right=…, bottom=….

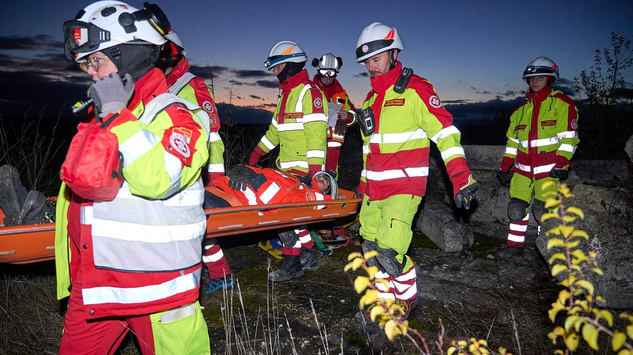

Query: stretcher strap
left=206, top=186, right=244, bottom=207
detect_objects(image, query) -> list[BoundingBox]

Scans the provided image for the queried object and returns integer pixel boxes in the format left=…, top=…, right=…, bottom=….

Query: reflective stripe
left=440, top=146, right=464, bottom=161
left=119, top=130, right=160, bottom=168
left=366, top=167, right=429, bottom=181
left=82, top=269, right=200, bottom=305
left=430, top=125, right=460, bottom=143
left=514, top=162, right=531, bottom=172
left=521, top=137, right=558, bottom=148
left=505, top=147, right=518, bottom=156
left=298, top=234, right=311, bottom=243
left=163, top=150, right=183, bottom=198
left=534, top=163, right=555, bottom=175
left=209, top=132, right=221, bottom=142
left=168, top=72, right=196, bottom=96
left=259, top=182, right=281, bottom=204
left=261, top=136, right=276, bottom=150
left=307, top=149, right=325, bottom=159
left=557, top=131, right=578, bottom=139
left=92, top=219, right=204, bottom=243
left=242, top=187, right=258, bottom=205
left=362, top=145, right=370, bottom=155
left=276, top=122, right=304, bottom=132
left=508, top=137, right=519, bottom=144
left=369, top=129, right=427, bottom=144
left=303, top=112, right=327, bottom=123
left=81, top=206, right=93, bottom=225
left=202, top=249, right=224, bottom=263
left=294, top=85, right=311, bottom=112
left=509, top=224, right=528, bottom=232
left=328, top=141, right=342, bottom=148
left=558, top=144, right=576, bottom=153
left=279, top=160, right=309, bottom=169
left=207, top=163, right=225, bottom=173
left=507, top=233, right=525, bottom=243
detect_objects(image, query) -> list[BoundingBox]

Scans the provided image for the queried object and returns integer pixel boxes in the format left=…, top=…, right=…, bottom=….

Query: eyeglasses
left=527, top=76, right=546, bottom=83
left=79, top=56, right=108, bottom=72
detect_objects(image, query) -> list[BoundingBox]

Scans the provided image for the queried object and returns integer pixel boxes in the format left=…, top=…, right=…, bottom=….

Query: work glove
left=89, top=73, right=134, bottom=119
left=550, top=168, right=569, bottom=180
left=298, top=173, right=313, bottom=187
left=226, top=165, right=258, bottom=191
left=454, top=176, right=479, bottom=209
left=498, top=169, right=513, bottom=186
left=334, top=118, right=347, bottom=136
left=249, top=147, right=265, bottom=167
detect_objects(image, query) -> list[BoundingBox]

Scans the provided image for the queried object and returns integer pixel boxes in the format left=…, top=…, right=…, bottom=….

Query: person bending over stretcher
left=205, top=165, right=337, bottom=282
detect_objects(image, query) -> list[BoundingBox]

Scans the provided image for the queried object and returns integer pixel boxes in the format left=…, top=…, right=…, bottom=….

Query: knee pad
left=278, top=230, right=298, bottom=248
left=375, top=246, right=406, bottom=278
left=507, top=198, right=529, bottom=223
left=531, top=199, right=546, bottom=224
left=361, top=240, right=378, bottom=268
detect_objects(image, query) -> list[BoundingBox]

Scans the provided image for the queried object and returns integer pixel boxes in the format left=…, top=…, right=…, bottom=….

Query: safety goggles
left=264, top=53, right=305, bottom=70
left=78, top=55, right=109, bottom=73
left=318, top=69, right=337, bottom=77
left=63, top=21, right=111, bottom=59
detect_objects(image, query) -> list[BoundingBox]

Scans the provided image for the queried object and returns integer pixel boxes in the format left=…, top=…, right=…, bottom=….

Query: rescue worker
left=157, top=30, right=232, bottom=292
left=58, top=2, right=210, bottom=353
left=354, top=22, right=479, bottom=324
left=311, top=53, right=357, bottom=174
left=497, top=56, right=579, bottom=262
left=250, top=41, right=329, bottom=282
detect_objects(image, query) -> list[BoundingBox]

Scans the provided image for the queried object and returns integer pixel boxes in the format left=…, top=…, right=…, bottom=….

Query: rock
left=415, top=200, right=474, bottom=252
left=625, top=134, right=633, bottom=171
left=463, top=145, right=505, bottom=171
left=536, top=184, right=633, bottom=309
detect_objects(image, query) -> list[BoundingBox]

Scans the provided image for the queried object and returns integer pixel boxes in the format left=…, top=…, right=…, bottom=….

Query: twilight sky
left=0, top=0, right=632, bottom=122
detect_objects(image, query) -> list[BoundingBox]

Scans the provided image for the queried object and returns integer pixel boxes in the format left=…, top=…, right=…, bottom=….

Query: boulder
left=463, top=145, right=504, bottom=171
left=415, top=200, right=474, bottom=252
left=625, top=134, right=633, bottom=171
left=535, top=184, right=633, bottom=309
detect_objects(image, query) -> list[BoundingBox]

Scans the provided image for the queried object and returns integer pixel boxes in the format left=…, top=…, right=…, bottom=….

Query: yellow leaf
left=549, top=253, right=566, bottom=264
left=591, top=268, right=604, bottom=276
left=359, top=290, right=378, bottom=307
left=545, top=198, right=561, bottom=209
left=567, top=240, right=580, bottom=249
left=363, top=250, right=378, bottom=260
left=581, top=323, right=599, bottom=350
left=384, top=319, right=401, bottom=341
left=551, top=264, right=568, bottom=277
left=354, top=276, right=371, bottom=294
left=562, top=215, right=577, bottom=223
left=619, top=313, right=633, bottom=322
left=547, top=238, right=566, bottom=249
left=570, top=230, right=589, bottom=239
left=564, top=315, right=582, bottom=331
left=563, top=331, right=579, bottom=351
left=447, top=347, right=457, bottom=355
left=374, top=278, right=389, bottom=290
left=554, top=351, right=565, bottom=355
left=547, top=331, right=560, bottom=344
left=558, top=289, right=571, bottom=304
left=566, top=207, right=584, bottom=219
left=365, top=266, right=379, bottom=279
left=344, top=258, right=364, bottom=272
left=549, top=302, right=566, bottom=322
left=498, top=346, right=508, bottom=354
left=612, top=330, right=626, bottom=351
left=560, top=226, right=574, bottom=238
left=626, top=324, right=633, bottom=339
left=546, top=227, right=562, bottom=236
left=541, top=181, right=556, bottom=190
left=589, top=251, right=598, bottom=258
left=347, top=252, right=362, bottom=261
left=541, top=212, right=560, bottom=222
left=370, top=305, right=386, bottom=321
left=560, top=186, right=572, bottom=196
left=570, top=249, right=588, bottom=262
left=598, top=309, right=614, bottom=327
left=618, top=351, right=633, bottom=355
left=576, top=280, right=594, bottom=295
left=458, top=340, right=468, bottom=348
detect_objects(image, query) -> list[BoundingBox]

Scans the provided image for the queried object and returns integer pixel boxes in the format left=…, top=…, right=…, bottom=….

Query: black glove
left=334, top=119, right=347, bottom=136
left=89, top=73, right=134, bottom=119
left=226, top=165, right=258, bottom=191
left=498, top=169, right=513, bottom=185
left=550, top=168, right=569, bottom=180
left=298, top=173, right=313, bottom=187
left=455, top=182, right=479, bottom=209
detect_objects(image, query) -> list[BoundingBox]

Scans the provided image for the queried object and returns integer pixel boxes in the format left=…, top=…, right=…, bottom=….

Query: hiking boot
left=0, top=165, right=28, bottom=226
left=204, top=274, right=234, bottom=293
left=18, top=190, right=47, bottom=225
left=268, top=255, right=303, bottom=282
left=497, top=246, right=541, bottom=265
left=299, top=247, right=319, bottom=271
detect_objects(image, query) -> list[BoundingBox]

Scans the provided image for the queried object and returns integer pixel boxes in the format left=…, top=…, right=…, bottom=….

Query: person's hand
left=298, top=173, right=313, bottom=187
left=249, top=148, right=264, bottom=167
left=455, top=178, right=479, bottom=209
left=334, top=118, right=347, bottom=136
left=550, top=168, right=569, bottom=180
left=226, top=165, right=258, bottom=191
left=88, top=73, right=134, bottom=119
left=498, top=169, right=513, bottom=185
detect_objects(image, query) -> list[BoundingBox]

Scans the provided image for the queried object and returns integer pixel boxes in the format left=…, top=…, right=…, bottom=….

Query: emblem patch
left=202, top=101, right=214, bottom=113
left=362, top=44, right=369, bottom=53
left=170, top=133, right=191, bottom=158
left=570, top=119, right=578, bottom=130
left=385, top=98, right=405, bottom=107
left=429, top=95, right=442, bottom=108
left=314, top=97, right=323, bottom=109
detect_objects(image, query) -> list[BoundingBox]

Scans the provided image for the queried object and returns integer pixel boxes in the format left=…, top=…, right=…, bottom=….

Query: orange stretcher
left=0, top=188, right=361, bottom=265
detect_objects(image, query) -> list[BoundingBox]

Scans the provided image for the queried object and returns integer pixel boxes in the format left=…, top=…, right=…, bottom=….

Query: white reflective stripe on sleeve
left=558, top=144, right=576, bottom=153
left=365, top=167, right=429, bottom=181
left=294, top=84, right=311, bottom=112
left=328, top=141, right=342, bottom=148
left=209, top=132, right=221, bottom=142
left=303, top=112, right=327, bottom=123
left=557, top=131, right=578, bottom=139
left=514, top=162, right=531, bottom=172
left=520, top=140, right=529, bottom=148
left=532, top=137, right=559, bottom=147
left=430, top=125, right=460, bottom=143
left=82, top=269, right=200, bottom=305
left=163, top=150, right=183, bottom=197
left=440, top=146, right=465, bottom=161
left=259, top=182, right=281, bottom=204
left=241, top=187, right=258, bottom=206
left=279, top=160, right=309, bottom=169
left=276, top=122, right=304, bottom=132
left=362, top=145, right=370, bottom=155
left=508, top=137, right=520, bottom=144
left=202, top=249, right=225, bottom=263
left=91, top=219, right=205, bottom=243
left=533, top=163, right=556, bottom=175
left=505, top=147, right=518, bottom=156
left=261, top=136, right=276, bottom=150
left=119, top=130, right=160, bottom=167
left=307, top=150, right=325, bottom=159
left=207, top=163, right=225, bottom=173
left=369, top=129, right=427, bottom=144
left=81, top=206, right=93, bottom=225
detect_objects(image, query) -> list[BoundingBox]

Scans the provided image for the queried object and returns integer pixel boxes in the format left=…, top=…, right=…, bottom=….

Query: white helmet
left=356, top=22, right=404, bottom=63
left=63, top=1, right=169, bottom=62
left=263, top=41, right=307, bottom=70
left=522, top=56, right=559, bottom=82
left=313, top=171, right=338, bottom=199
left=312, top=53, right=342, bottom=77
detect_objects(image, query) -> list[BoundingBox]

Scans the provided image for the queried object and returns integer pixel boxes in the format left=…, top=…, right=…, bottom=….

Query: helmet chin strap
left=388, top=50, right=398, bottom=70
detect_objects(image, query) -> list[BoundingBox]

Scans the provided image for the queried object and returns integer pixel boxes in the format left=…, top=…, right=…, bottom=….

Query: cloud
left=250, top=95, right=263, bottom=100
left=189, top=64, right=229, bottom=80
left=552, top=78, right=577, bottom=97
left=232, top=69, right=271, bottom=78
left=0, top=35, right=61, bottom=52
left=256, top=80, right=278, bottom=89
left=353, top=72, right=369, bottom=78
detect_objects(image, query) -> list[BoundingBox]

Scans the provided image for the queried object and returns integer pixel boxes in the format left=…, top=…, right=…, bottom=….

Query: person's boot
left=497, top=246, right=541, bottom=265
left=299, top=247, right=319, bottom=271
left=268, top=255, right=303, bottom=282
left=18, top=190, right=47, bottom=225
left=0, top=165, right=28, bottom=226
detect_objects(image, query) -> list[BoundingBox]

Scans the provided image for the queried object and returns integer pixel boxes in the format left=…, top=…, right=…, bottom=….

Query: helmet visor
left=318, top=69, right=337, bottom=77
left=523, top=65, right=556, bottom=77
left=63, top=20, right=111, bottom=58
left=264, top=52, right=305, bottom=69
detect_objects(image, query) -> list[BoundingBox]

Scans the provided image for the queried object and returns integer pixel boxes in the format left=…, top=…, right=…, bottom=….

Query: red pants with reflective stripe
left=202, top=238, right=232, bottom=279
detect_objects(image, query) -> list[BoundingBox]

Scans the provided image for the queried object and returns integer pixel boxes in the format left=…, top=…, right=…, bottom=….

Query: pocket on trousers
left=151, top=301, right=210, bottom=355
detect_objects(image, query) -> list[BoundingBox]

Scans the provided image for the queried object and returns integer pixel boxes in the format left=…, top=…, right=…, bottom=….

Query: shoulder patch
left=570, top=118, right=578, bottom=130
left=429, top=95, right=442, bottom=108
left=202, top=100, right=215, bottom=113
left=314, top=97, right=323, bottom=109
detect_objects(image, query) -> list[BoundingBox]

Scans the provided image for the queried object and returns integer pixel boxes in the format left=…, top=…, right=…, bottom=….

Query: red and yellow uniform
left=55, top=68, right=210, bottom=353
left=312, top=74, right=356, bottom=173
left=359, top=61, right=473, bottom=303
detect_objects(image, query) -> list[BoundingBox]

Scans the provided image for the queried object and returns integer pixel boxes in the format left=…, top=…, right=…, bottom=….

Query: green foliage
left=543, top=182, right=633, bottom=354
